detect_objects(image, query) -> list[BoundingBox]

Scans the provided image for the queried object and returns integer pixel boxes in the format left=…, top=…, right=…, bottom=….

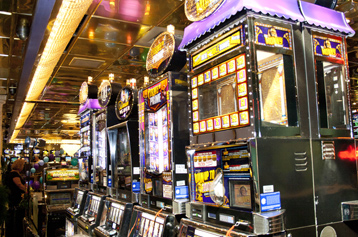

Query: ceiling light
left=167, top=24, right=175, bottom=34
left=10, top=0, right=93, bottom=143
left=88, top=76, right=93, bottom=83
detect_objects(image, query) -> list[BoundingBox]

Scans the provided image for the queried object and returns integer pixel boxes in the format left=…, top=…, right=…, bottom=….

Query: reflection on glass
left=258, top=51, right=288, bottom=126
left=198, top=73, right=237, bottom=120
left=317, top=61, right=348, bottom=129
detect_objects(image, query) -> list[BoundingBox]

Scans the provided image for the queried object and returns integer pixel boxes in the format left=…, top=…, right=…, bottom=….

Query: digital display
left=116, top=127, right=131, bottom=190
left=135, top=212, right=165, bottom=237
left=255, top=22, right=292, bottom=50
left=46, top=168, right=80, bottom=182
left=48, top=192, right=71, bottom=205
left=146, top=106, right=169, bottom=173
left=11, top=158, right=18, bottom=163
left=192, top=53, right=249, bottom=134
left=230, top=182, right=252, bottom=209
left=313, top=35, right=342, bottom=60
left=65, top=156, right=72, bottom=161
left=75, top=191, right=84, bottom=208
left=107, top=202, right=124, bottom=230
left=89, top=195, right=101, bottom=217
left=55, top=157, right=61, bottom=162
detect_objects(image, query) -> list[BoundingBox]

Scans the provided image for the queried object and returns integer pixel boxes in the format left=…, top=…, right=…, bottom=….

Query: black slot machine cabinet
left=66, top=188, right=88, bottom=236
left=77, top=192, right=108, bottom=236
left=92, top=80, right=122, bottom=195
left=139, top=30, right=189, bottom=219
left=94, top=197, right=134, bottom=237
left=127, top=206, right=176, bottom=237
left=78, top=81, right=101, bottom=189
left=43, top=166, right=79, bottom=236
left=179, top=0, right=358, bottom=236
left=107, top=86, right=139, bottom=203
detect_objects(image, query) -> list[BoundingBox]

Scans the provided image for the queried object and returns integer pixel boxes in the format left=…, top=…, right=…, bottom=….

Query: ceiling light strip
left=10, top=0, right=93, bottom=143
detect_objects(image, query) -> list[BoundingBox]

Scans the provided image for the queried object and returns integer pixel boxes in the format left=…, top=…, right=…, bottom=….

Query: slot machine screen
left=65, top=156, right=72, bottom=162
left=11, top=158, right=18, bottom=163
left=145, top=106, right=169, bottom=173
left=55, top=157, right=61, bottom=162
left=229, top=181, right=252, bottom=209
left=99, top=200, right=109, bottom=226
left=75, top=191, right=84, bottom=209
left=89, top=195, right=101, bottom=217
left=107, top=202, right=125, bottom=230
left=116, top=127, right=131, bottom=190
left=48, top=192, right=72, bottom=205
left=136, top=211, right=165, bottom=237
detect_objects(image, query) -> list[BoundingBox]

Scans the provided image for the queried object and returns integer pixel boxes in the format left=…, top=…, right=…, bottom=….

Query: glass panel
left=117, top=127, right=131, bottom=190
left=317, top=61, right=348, bottom=129
left=198, top=73, right=237, bottom=120
left=258, top=51, right=288, bottom=126
left=145, top=106, right=169, bottom=174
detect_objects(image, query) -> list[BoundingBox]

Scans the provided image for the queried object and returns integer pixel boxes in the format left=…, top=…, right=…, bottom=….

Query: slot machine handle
left=225, top=221, right=252, bottom=237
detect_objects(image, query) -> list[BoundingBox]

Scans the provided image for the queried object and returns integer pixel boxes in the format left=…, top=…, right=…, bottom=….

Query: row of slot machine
left=67, top=0, right=358, bottom=236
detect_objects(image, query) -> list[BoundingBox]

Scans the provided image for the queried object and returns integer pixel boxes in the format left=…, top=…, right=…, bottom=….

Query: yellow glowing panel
left=207, top=119, right=214, bottom=131
left=237, top=69, right=246, bottom=83
left=193, top=111, right=199, bottom=122
left=219, top=63, right=227, bottom=77
left=237, top=55, right=246, bottom=69
left=222, top=115, right=230, bottom=128
left=192, top=77, right=197, bottom=88
left=238, top=83, right=247, bottom=97
left=212, top=67, right=219, bottom=80
left=228, top=59, right=236, bottom=73
left=240, top=111, right=249, bottom=125
left=198, top=74, right=204, bottom=86
left=192, top=99, right=198, bottom=110
left=193, top=123, right=200, bottom=134
left=239, top=97, right=248, bottom=111
left=231, top=113, right=239, bottom=126
left=204, top=71, right=211, bottom=83
left=214, top=117, right=221, bottom=130
left=200, top=121, right=206, bottom=132
left=192, top=88, right=198, bottom=99
left=15, top=102, right=35, bottom=129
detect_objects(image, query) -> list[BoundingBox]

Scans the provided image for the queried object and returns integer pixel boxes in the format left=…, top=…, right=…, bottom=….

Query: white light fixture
left=88, top=76, right=93, bottom=83
left=144, top=76, right=149, bottom=86
left=109, top=73, right=114, bottom=82
left=167, top=24, right=175, bottom=34
left=9, top=0, right=93, bottom=143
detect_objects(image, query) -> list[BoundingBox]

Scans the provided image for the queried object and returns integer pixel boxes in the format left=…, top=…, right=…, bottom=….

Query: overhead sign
left=142, top=79, right=168, bottom=111
left=79, top=82, right=89, bottom=104
left=146, top=32, right=175, bottom=77
left=46, top=168, right=80, bottom=182
left=115, top=86, right=135, bottom=120
left=185, top=0, right=225, bottom=21
left=255, top=23, right=292, bottom=50
left=98, top=80, right=111, bottom=107
left=313, top=35, right=342, bottom=60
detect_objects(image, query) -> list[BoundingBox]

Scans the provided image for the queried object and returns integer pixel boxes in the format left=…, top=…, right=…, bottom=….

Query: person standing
left=5, top=159, right=26, bottom=237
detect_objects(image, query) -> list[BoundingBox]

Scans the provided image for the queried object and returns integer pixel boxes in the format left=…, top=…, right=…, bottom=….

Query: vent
left=69, top=57, right=105, bottom=69
left=321, top=141, right=335, bottom=160
left=294, top=151, right=308, bottom=172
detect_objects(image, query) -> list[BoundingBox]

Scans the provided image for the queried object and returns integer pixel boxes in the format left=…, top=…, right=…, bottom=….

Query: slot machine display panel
left=94, top=198, right=134, bottom=237
left=128, top=206, right=176, bottom=237
left=66, top=188, right=88, bottom=236
left=93, top=110, right=108, bottom=191
left=139, top=72, right=189, bottom=213
left=77, top=192, right=107, bottom=235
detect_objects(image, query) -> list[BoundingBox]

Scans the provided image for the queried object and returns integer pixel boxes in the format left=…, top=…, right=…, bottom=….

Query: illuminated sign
left=46, top=168, right=79, bottom=181
left=192, top=28, right=243, bottom=68
left=192, top=54, right=250, bottom=135
left=79, top=82, right=88, bottom=104
left=116, top=87, right=135, bottom=120
left=146, top=32, right=175, bottom=77
left=255, top=23, right=292, bottom=50
left=313, top=35, right=342, bottom=59
left=142, top=79, right=168, bottom=111
left=185, top=0, right=225, bottom=21
left=98, top=80, right=111, bottom=107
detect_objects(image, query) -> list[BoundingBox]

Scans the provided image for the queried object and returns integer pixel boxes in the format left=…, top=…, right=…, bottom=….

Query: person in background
left=5, top=159, right=26, bottom=237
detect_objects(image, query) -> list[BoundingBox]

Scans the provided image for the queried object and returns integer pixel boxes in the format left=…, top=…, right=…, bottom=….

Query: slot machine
left=77, top=192, right=108, bottom=235
left=43, top=166, right=79, bottom=236
left=66, top=188, right=88, bottom=236
left=127, top=206, right=176, bottom=237
left=94, top=197, right=133, bottom=237
left=138, top=29, right=188, bottom=219
left=78, top=81, right=101, bottom=188
left=92, top=80, right=122, bottom=194
left=179, top=0, right=358, bottom=236
left=107, top=86, right=139, bottom=203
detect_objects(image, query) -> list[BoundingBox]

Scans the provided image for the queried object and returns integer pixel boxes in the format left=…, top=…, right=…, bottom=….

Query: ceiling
left=2, top=0, right=358, bottom=144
